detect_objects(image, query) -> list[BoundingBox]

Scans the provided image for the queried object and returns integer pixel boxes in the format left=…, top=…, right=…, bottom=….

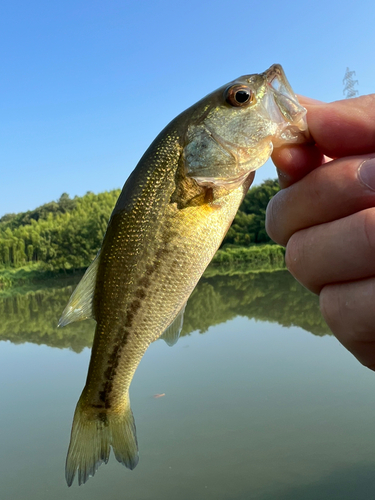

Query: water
left=1, top=269, right=375, bottom=499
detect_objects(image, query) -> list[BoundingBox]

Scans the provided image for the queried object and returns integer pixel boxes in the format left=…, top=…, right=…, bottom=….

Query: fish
left=59, top=64, right=308, bottom=486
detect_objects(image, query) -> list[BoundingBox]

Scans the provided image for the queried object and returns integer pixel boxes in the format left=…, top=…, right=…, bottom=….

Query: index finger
left=304, top=94, right=375, bottom=158
left=272, top=94, right=375, bottom=187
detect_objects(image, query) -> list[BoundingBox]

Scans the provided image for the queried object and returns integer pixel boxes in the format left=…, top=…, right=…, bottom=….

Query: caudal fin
left=65, top=398, right=139, bottom=486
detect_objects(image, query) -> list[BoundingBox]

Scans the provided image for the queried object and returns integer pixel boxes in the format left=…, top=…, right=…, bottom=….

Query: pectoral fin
left=160, top=303, right=187, bottom=346
left=58, top=251, right=101, bottom=327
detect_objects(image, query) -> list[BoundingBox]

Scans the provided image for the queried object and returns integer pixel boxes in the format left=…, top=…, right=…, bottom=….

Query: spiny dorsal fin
left=160, top=303, right=186, bottom=347
left=58, top=251, right=101, bottom=327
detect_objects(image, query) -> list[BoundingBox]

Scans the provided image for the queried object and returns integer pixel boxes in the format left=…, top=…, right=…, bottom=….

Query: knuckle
left=265, top=193, right=286, bottom=246
left=284, top=232, right=302, bottom=276
left=265, top=197, right=278, bottom=242
left=306, top=168, right=324, bottom=205
left=360, top=208, right=375, bottom=252
left=320, top=284, right=364, bottom=340
left=319, top=285, right=341, bottom=329
left=285, top=229, right=321, bottom=294
left=320, top=280, right=375, bottom=372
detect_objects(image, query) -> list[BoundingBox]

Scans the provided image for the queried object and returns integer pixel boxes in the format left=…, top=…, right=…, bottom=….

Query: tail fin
left=65, top=398, right=139, bottom=486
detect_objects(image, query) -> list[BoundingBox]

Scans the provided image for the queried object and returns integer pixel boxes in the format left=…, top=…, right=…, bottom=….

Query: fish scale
left=59, top=64, right=309, bottom=486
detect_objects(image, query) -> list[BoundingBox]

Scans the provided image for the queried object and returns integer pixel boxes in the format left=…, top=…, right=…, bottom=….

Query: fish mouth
left=263, top=64, right=309, bottom=143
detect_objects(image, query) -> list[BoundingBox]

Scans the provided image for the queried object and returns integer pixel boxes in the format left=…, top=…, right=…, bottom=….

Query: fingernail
left=358, top=158, right=375, bottom=191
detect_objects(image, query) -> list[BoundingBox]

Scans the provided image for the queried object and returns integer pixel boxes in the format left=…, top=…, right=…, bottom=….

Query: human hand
left=266, top=95, right=375, bottom=370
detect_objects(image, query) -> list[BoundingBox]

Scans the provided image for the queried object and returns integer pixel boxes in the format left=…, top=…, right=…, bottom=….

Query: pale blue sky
left=1, top=0, right=373, bottom=217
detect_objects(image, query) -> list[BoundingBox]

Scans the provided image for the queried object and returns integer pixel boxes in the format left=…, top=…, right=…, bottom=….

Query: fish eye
left=225, top=85, right=254, bottom=107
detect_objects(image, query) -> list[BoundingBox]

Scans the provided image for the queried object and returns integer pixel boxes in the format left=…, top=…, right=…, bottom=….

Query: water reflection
left=2, top=267, right=375, bottom=499
left=0, top=268, right=330, bottom=351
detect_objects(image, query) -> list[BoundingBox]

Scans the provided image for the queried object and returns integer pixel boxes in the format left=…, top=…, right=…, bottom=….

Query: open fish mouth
left=263, top=64, right=309, bottom=143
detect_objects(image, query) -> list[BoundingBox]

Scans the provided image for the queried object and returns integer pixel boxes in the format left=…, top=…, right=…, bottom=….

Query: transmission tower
left=343, top=68, right=358, bottom=98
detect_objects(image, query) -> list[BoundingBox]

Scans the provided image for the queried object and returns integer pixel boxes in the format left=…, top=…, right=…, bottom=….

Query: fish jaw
left=262, top=64, right=309, bottom=146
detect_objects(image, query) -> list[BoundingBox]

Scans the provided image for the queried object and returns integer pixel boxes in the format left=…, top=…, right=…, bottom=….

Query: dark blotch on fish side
left=99, top=326, right=132, bottom=406
left=95, top=245, right=170, bottom=410
left=98, top=412, right=109, bottom=426
left=135, top=288, right=146, bottom=300
left=125, top=299, right=141, bottom=327
left=138, top=276, right=151, bottom=288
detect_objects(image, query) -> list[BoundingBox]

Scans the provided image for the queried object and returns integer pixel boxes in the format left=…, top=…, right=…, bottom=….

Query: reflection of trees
left=0, top=285, right=96, bottom=352
left=0, top=269, right=330, bottom=352
left=182, top=269, right=329, bottom=337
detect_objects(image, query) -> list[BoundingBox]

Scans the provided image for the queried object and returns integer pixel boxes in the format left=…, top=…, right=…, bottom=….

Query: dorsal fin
left=58, top=251, right=101, bottom=327
left=160, top=303, right=186, bottom=346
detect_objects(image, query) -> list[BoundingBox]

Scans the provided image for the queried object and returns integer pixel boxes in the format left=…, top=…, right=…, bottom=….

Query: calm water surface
left=1, top=269, right=375, bottom=499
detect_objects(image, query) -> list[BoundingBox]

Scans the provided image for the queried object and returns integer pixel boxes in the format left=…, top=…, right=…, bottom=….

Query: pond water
left=1, top=268, right=375, bottom=499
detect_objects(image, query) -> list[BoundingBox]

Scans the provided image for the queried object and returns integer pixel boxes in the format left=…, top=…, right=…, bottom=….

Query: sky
left=1, top=0, right=374, bottom=217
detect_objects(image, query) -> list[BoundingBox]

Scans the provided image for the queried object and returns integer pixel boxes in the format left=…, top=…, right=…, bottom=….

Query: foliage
left=0, top=190, right=120, bottom=271
left=0, top=179, right=280, bottom=272
left=0, top=193, right=77, bottom=230
left=212, top=244, right=285, bottom=269
left=222, top=179, right=280, bottom=247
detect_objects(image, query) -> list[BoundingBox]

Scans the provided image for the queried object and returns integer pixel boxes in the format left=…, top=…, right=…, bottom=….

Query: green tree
left=0, top=180, right=280, bottom=271
left=222, top=179, right=280, bottom=247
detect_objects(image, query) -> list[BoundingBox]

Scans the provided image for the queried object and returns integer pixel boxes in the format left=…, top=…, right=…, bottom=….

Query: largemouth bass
left=60, top=64, right=308, bottom=486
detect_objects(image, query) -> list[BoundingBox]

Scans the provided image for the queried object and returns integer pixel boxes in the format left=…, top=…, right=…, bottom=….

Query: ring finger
left=286, top=207, right=375, bottom=294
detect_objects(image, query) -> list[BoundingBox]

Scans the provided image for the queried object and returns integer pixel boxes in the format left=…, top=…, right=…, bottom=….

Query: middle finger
left=286, top=207, right=375, bottom=294
left=266, top=156, right=375, bottom=246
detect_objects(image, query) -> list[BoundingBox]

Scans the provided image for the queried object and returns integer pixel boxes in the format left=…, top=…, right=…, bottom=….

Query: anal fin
left=160, top=303, right=186, bottom=347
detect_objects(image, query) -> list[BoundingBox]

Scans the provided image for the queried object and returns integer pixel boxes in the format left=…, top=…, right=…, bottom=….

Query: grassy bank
left=211, top=244, right=285, bottom=269
left=0, top=265, right=85, bottom=296
left=0, top=244, right=286, bottom=294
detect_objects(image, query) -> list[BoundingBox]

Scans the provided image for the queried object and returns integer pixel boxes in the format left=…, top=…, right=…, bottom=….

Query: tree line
left=0, top=190, right=120, bottom=270
left=0, top=179, right=280, bottom=271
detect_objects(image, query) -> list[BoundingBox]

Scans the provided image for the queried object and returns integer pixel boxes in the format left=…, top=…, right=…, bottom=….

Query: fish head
left=184, top=64, right=308, bottom=188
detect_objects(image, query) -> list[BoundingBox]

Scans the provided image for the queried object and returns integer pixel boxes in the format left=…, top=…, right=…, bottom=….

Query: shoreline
left=0, top=244, right=286, bottom=295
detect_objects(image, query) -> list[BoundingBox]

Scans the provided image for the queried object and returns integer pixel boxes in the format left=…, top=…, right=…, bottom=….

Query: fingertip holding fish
left=272, top=143, right=324, bottom=188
